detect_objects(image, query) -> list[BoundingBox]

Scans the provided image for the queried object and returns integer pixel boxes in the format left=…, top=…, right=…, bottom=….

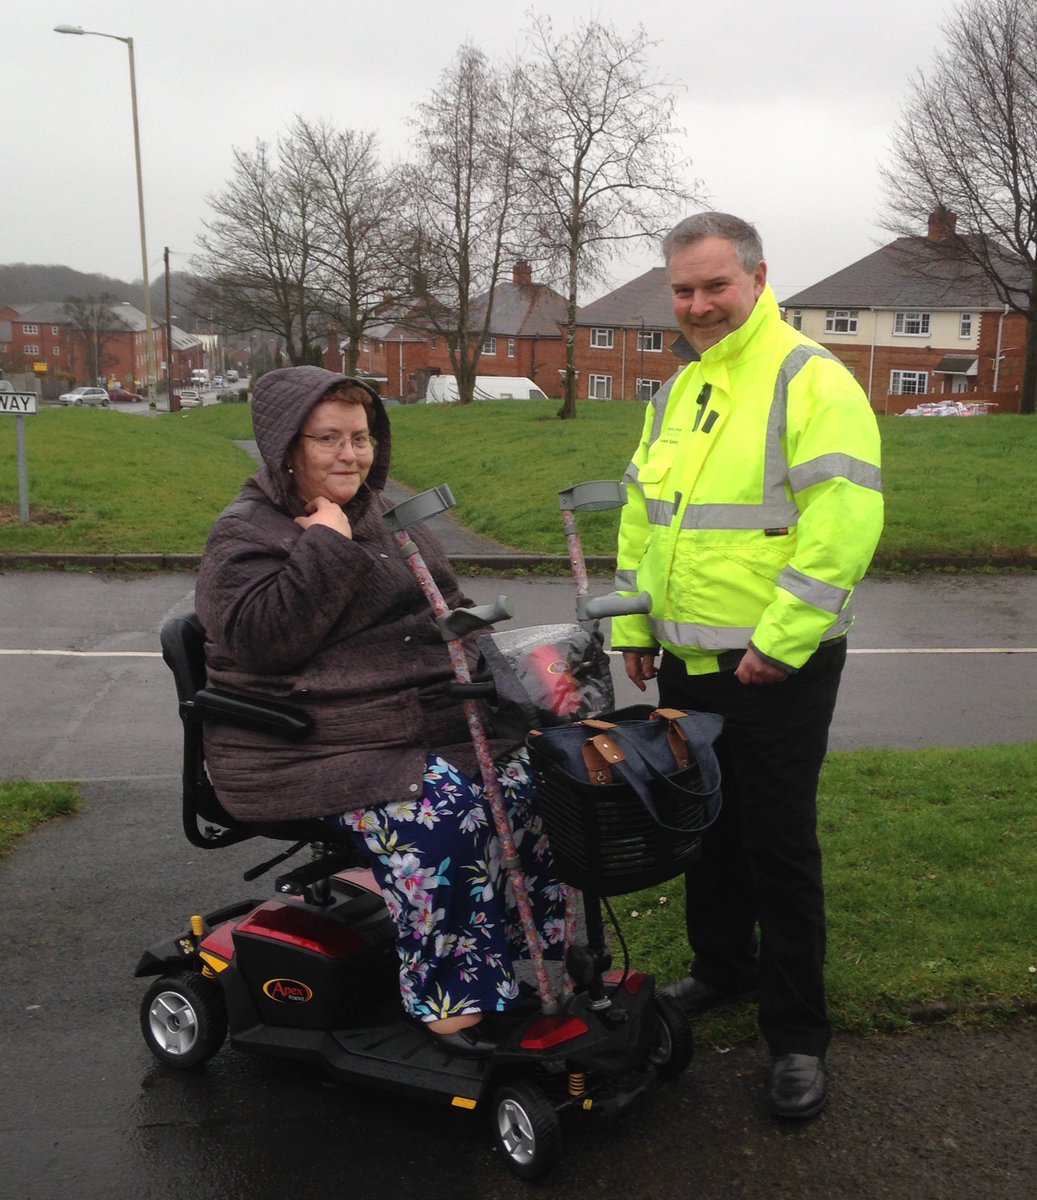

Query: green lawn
left=1, top=401, right=1035, bottom=561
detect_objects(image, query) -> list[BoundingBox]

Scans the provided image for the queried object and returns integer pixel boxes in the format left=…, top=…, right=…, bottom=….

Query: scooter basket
left=526, top=706, right=722, bottom=896
left=527, top=757, right=706, bottom=895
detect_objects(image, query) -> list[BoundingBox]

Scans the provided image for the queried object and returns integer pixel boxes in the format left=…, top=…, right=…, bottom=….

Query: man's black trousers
left=658, top=638, right=846, bottom=1058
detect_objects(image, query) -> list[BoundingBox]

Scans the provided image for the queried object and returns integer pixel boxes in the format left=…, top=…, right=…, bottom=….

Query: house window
left=959, top=313, right=973, bottom=338
left=430, top=336, right=438, bottom=349
left=824, top=310, right=858, bottom=334
left=482, top=337, right=497, bottom=355
left=24, top=343, right=40, bottom=355
left=791, top=310, right=803, bottom=331
left=52, top=345, right=60, bottom=356
left=507, top=338, right=515, bottom=358
left=590, top=327, right=614, bottom=349
left=636, top=329, right=663, bottom=352
left=588, top=374, right=613, bottom=399
left=636, top=378, right=661, bottom=402
left=890, top=370, right=929, bottom=394
left=22, top=324, right=39, bottom=335
left=51, top=325, right=60, bottom=335
left=893, top=312, right=931, bottom=336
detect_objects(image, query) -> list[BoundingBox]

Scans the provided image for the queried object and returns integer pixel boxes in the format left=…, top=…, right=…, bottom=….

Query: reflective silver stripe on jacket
left=634, top=344, right=838, bottom=530
left=614, top=568, right=639, bottom=591
left=653, top=607, right=852, bottom=650
left=788, top=452, right=883, bottom=494
left=777, top=565, right=850, bottom=614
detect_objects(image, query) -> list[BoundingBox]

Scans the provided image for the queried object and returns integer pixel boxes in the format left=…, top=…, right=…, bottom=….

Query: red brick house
left=326, top=263, right=568, bottom=400
left=572, top=268, right=688, bottom=403
left=781, top=211, right=1028, bottom=414
left=0, top=301, right=203, bottom=396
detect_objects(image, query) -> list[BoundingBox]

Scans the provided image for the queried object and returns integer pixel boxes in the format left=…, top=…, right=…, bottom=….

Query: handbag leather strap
left=605, top=723, right=721, bottom=835
left=581, top=732, right=624, bottom=784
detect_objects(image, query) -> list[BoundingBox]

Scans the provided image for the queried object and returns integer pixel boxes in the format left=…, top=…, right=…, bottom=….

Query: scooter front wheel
left=492, top=1080, right=561, bottom=1180
left=140, top=972, right=227, bottom=1069
left=647, top=991, right=694, bottom=1079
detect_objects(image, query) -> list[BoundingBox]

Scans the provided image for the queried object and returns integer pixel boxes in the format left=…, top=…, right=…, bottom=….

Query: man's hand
left=623, top=650, right=659, bottom=692
left=735, top=646, right=789, bottom=686
left=294, top=496, right=353, bottom=539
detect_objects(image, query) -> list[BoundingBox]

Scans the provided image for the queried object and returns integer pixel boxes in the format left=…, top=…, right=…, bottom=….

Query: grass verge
left=0, top=781, right=81, bottom=858
left=1, top=402, right=1035, bottom=562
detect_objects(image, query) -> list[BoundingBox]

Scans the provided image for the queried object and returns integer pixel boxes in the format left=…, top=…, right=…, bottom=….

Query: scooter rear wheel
left=648, top=991, right=694, bottom=1079
left=140, top=972, right=227, bottom=1069
left=492, top=1080, right=562, bottom=1180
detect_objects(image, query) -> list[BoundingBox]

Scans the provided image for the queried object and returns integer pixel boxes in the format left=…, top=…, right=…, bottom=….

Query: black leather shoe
left=768, top=1053, right=828, bottom=1120
left=425, top=1024, right=498, bottom=1059
left=661, top=975, right=757, bottom=1016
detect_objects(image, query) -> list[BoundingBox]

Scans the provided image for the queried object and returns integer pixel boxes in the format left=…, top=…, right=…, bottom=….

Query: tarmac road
left=0, top=566, right=1035, bottom=1199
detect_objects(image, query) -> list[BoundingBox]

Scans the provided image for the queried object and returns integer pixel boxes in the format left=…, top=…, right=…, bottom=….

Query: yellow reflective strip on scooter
left=451, top=1096, right=478, bottom=1110
left=199, top=951, right=230, bottom=973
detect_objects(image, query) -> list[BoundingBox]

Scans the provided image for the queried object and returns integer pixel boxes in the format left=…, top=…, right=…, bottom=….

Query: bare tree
left=292, top=118, right=405, bottom=376
left=401, top=44, right=526, bottom=405
left=520, top=15, right=696, bottom=419
left=882, top=0, right=1037, bottom=414
left=63, top=294, right=128, bottom=385
left=193, top=139, right=323, bottom=365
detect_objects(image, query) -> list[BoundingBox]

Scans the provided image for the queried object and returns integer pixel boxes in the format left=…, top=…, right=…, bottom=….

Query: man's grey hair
left=662, top=212, right=764, bottom=272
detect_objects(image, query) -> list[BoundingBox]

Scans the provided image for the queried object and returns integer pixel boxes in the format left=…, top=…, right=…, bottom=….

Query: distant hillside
left=0, top=264, right=203, bottom=331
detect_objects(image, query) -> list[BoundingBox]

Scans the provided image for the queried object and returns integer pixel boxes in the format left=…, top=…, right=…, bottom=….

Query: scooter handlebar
left=577, top=590, right=652, bottom=621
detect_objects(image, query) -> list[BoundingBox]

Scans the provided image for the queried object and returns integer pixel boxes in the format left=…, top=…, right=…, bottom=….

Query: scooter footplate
left=332, top=1022, right=489, bottom=1100
left=232, top=1020, right=488, bottom=1102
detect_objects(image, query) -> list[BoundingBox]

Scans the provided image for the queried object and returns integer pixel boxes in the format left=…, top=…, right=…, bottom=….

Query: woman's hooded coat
left=194, top=366, right=498, bottom=821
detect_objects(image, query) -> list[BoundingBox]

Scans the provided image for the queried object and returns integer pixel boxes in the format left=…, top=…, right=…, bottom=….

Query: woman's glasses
left=298, top=432, right=375, bottom=453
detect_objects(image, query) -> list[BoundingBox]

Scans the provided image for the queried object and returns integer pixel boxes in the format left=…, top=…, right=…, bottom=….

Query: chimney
left=928, top=206, right=958, bottom=241
left=513, top=260, right=532, bottom=286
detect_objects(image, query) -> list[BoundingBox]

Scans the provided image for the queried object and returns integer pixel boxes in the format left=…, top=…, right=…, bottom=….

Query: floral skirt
left=327, top=748, right=565, bottom=1022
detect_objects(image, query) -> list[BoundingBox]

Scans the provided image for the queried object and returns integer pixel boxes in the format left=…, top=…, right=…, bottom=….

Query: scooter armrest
left=180, top=688, right=314, bottom=740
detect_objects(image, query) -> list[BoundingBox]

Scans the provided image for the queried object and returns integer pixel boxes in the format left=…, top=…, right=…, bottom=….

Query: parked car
left=0, top=380, right=13, bottom=392
left=107, top=387, right=144, bottom=403
left=177, top=390, right=203, bottom=408
left=212, top=375, right=224, bottom=388
left=58, top=386, right=110, bottom=407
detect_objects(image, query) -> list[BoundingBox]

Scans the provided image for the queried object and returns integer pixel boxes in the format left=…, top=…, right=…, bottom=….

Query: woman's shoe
left=424, top=1022, right=499, bottom=1059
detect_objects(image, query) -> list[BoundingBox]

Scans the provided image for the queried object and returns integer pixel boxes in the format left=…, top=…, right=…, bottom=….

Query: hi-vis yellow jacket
left=612, top=286, right=884, bottom=675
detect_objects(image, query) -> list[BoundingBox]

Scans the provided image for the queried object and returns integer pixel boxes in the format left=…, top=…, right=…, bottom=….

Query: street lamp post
left=54, top=24, right=157, bottom=404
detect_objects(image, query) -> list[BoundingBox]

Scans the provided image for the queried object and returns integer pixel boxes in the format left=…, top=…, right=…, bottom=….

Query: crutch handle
left=384, top=485, right=456, bottom=532
left=577, top=590, right=652, bottom=621
left=436, top=595, right=514, bottom=639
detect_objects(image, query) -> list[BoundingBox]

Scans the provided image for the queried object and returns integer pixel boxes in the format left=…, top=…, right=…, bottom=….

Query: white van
left=191, top=369, right=210, bottom=388
left=423, top=375, right=548, bottom=404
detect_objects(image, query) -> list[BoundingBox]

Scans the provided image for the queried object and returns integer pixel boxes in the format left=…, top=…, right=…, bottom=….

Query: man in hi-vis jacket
left=612, top=212, right=883, bottom=1120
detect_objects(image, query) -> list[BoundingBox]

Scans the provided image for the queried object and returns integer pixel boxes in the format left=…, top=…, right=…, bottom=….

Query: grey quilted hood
left=250, top=366, right=390, bottom=512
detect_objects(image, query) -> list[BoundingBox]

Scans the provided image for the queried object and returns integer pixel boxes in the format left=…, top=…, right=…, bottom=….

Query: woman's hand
left=294, top=496, right=353, bottom=539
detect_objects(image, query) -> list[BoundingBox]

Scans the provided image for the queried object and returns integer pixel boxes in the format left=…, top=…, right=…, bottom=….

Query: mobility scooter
left=135, top=484, right=719, bottom=1179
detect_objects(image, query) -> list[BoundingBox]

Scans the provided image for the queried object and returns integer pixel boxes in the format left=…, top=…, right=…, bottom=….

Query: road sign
left=0, top=392, right=39, bottom=415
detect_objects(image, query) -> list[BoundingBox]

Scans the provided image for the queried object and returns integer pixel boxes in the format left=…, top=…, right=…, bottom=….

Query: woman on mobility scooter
left=194, top=365, right=564, bottom=1056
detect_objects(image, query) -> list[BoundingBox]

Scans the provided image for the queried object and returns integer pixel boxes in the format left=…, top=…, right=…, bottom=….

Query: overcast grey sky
left=6, top=0, right=961, bottom=303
